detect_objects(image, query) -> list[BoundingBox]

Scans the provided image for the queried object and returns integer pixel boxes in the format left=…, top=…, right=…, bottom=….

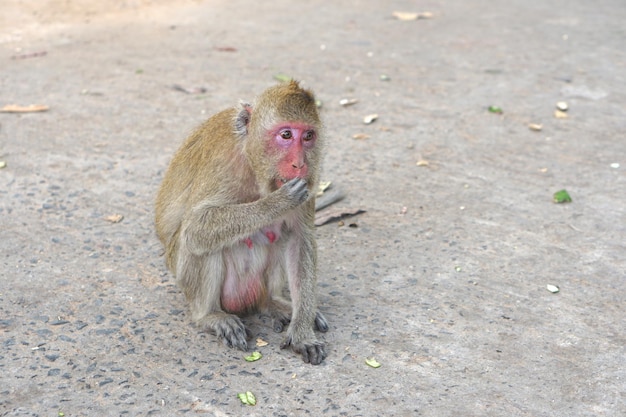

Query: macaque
left=155, top=81, right=328, bottom=364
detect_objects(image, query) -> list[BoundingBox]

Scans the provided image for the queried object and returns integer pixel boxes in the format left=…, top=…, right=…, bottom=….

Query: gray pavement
left=1, top=0, right=624, bottom=416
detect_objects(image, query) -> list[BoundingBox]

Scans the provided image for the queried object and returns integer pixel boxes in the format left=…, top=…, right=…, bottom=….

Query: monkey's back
left=155, top=107, right=252, bottom=272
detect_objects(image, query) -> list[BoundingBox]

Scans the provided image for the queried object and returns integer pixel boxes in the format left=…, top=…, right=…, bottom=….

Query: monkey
left=155, top=81, right=328, bottom=365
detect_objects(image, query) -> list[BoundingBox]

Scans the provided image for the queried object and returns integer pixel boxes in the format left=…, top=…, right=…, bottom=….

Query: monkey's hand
left=280, top=334, right=326, bottom=365
left=277, top=178, right=309, bottom=207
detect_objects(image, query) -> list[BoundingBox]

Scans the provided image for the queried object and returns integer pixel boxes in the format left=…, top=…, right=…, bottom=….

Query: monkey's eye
left=280, top=130, right=293, bottom=140
left=303, top=130, right=315, bottom=141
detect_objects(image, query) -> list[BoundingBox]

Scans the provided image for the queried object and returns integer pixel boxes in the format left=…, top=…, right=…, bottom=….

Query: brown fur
left=155, top=81, right=328, bottom=364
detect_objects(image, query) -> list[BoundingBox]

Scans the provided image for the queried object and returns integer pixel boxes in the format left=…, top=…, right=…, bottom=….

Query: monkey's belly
left=220, top=244, right=270, bottom=313
left=220, top=273, right=264, bottom=313
left=220, top=225, right=282, bottom=313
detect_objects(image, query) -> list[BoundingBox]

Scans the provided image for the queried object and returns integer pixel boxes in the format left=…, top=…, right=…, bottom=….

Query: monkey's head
left=236, top=81, right=324, bottom=196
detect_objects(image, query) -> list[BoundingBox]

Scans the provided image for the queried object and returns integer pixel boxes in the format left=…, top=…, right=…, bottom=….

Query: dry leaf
left=352, top=133, right=370, bottom=140
left=339, top=98, right=358, bottom=106
left=315, top=207, right=365, bottom=226
left=317, top=181, right=332, bottom=196
left=392, top=11, right=433, bottom=20
left=416, top=159, right=429, bottom=167
left=528, top=123, right=543, bottom=131
left=1, top=104, right=49, bottom=113
left=214, top=46, right=237, bottom=52
left=363, top=114, right=378, bottom=124
left=556, top=101, right=568, bottom=111
left=104, top=214, right=124, bottom=223
left=546, top=284, right=560, bottom=293
left=255, top=338, right=268, bottom=347
left=554, top=110, right=568, bottom=119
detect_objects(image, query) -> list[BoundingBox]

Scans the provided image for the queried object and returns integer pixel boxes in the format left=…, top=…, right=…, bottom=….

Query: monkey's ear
left=235, top=102, right=253, bottom=137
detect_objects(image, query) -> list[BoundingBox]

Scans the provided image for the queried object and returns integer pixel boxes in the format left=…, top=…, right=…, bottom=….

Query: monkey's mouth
left=275, top=177, right=289, bottom=189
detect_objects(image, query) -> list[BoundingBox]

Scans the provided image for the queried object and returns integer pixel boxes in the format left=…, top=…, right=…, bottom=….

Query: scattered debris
left=546, top=284, right=560, bottom=293
left=556, top=101, right=568, bottom=111
left=554, top=109, right=568, bottom=119
left=11, top=51, right=47, bottom=60
left=237, top=391, right=257, bottom=406
left=0, top=161, right=6, bottom=169
left=273, top=73, right=291, bottom=82
left=348, top=223, right=358, bottom=228
left=244, top=351, right=262, bottom=362
left=352, top=133, right=370, bottom=140
left=1, top=104, right=49, bottom=113
left=339, top=98, right=358, bottom=106
left=104, top=214, right=124, bottom=223
left=399, top=206, right=408, bottom=215
left=610, top=163, right=620, bottom=169
left=553, top=189, right=572, bottom=203
left=455, top=266, right=462, bottom=272
left=528, top=123, right=543, bottom=131
left=365, top=358, right=381, bottom=368
left=416, top=159, right=429, bottom=167
left=488, top=106, right=503, bottom=114
left=392, top=11, right=433, bottom=21
left=255, top=338, right=268, bottom=347
left=171, top=84, right=207, bottom=94
left=315, top=207, right=365, bottom=226
left=363, top=114, right=378, bottom=124
left=379, top=74, right=391, bottom=81
left=315, top=99, right=323, bottom=108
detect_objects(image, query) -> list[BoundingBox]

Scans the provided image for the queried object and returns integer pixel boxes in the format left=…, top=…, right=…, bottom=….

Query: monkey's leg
left=264, top=241, right=328, bottom=334
left=178, top=249, right=249, bottom=350
left=279, top=230, right=327, bottom=365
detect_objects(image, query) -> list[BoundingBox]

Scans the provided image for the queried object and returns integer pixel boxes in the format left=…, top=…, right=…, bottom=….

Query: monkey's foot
left=270, top=311, right=291, bottom=333
left=280, top=335, right=326, bottom=365
left=263, top=299, right=292, bottom=333
left=206, top=313, right=248, bottom=351
left=314, top=311, right=329, bottom=332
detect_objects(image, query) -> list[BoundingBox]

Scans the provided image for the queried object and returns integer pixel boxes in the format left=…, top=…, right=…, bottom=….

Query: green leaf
left=238, top=391, right=256, bottom=406
left=244, top=351, right=262, bottom=362
left=365, top=358, right=381, bottom=368
left=553, top=189, right=572, bottom=203
left=273, top=73, right=291, bottom=82
left=488, top=106, right=503, bottom=114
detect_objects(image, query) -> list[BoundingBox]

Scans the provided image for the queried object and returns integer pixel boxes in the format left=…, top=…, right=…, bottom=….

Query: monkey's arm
left=184, top=178, right=309, bottom=255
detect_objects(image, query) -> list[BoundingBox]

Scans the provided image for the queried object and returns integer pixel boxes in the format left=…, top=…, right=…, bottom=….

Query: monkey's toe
left=300, top=342, right=326, bottom=365
left=271, top=314, right=291, bottom=333
left=281, top=336, right=326, bottom=365
left=314, top=311, right=329, bottom=333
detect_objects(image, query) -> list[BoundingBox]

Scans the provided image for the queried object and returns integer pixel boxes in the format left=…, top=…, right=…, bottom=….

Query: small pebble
left=610, top=163, right=619, bottom=169
left=556, top=101, right=568, bottom=111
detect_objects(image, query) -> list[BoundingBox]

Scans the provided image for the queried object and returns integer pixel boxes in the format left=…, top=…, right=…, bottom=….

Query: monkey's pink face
left=269, top=122, right=317, bottom=189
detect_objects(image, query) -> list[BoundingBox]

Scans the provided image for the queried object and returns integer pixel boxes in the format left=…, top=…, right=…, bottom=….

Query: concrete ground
left=1, top=0, right=624, bottom=416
